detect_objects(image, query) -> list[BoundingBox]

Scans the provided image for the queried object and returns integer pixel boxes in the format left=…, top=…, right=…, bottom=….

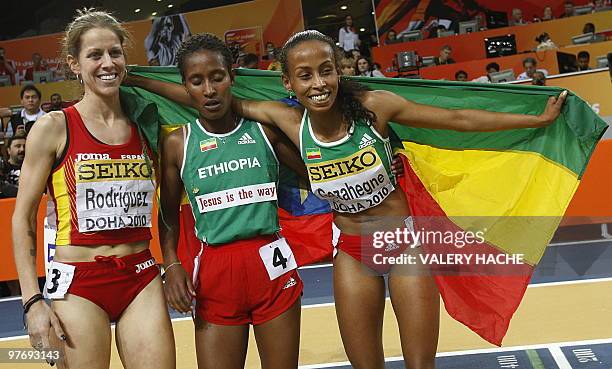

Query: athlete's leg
left=253, top=298, right=301, bottom=369
left=50, top=294, right=112, bottom=369
left=334, top=250, right=386, bottom=369
left=194, top=315, right=249, bottom=369
left=388, top=263, right=439, bottom=369
left=115, top=275, right=175, bottom=369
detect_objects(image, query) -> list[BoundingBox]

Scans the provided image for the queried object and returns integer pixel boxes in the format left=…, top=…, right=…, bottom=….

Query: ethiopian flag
left=120, top=66, right=607, bottom=346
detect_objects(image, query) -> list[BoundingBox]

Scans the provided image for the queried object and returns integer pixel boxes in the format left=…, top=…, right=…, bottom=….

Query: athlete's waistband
left=203, top=234, right=278, bottom=253
left=57, top=249, right=155, bottom=271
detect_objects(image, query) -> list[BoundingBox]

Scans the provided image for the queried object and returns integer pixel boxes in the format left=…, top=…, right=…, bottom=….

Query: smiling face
left=282, top=40, right=340, bottom=114
left=183, top=49, right=233, bottom=122
left=68, top=27, right=126, bottom=98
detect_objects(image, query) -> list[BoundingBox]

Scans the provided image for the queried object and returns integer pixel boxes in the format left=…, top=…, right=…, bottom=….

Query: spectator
left=1, top=85, right=45, bottom=137
left=356, top=56, right=385, bottom=77
left=532, top=71, right=547, bottom=85
left=0, top=133, right=25, bottom=198
left=350, top=49, right=361, bottom=59
left=148, top=57, right=161, bottom=66
left=340, top=57, right=356, bottom=76
left=473, top=62, right=501, bottom=83
left=583, top=22, right=595, bottom=34
left=434, top=45, right=455, bottom=65
left=509, top=8, right=528, bottom=26
left=560, top=1, right=576, bottom=17
left=263, top=41, right=276, bottom=61
left=49, top=93, right=63, bottom=111
left=608, top=52, right=612, bottom=79
left=24, top=53, right=48, bottom=81
left=535, top=32, right=558, bottom=51
left=385, top=29, right=399, bottom=45
left=267, top=49, right=282, bottom=72
left=577, top=51, right=591, bottom=70
left=455, top=70, right=468, bottom=81
left=542, top=6, right=555, bottom=21
left=593, top=0, right=609, bottom=11
left=0, top=47, right=16, bottom=85
left=373, top=62, right=383, bottom=73
left=243, top=53, right=259, bottom=69
left=338, top=15, right=360, bottom=52
left=518, top=57, right=549, bottom=80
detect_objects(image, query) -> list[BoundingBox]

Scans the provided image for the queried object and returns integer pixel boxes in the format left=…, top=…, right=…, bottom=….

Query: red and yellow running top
left=47, top=106, right=154, bottom=246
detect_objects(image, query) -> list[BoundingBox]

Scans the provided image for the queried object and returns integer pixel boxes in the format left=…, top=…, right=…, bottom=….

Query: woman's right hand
left=163, top=264, right=196, bottom=314
left=26, top=300, right=66, bottom=351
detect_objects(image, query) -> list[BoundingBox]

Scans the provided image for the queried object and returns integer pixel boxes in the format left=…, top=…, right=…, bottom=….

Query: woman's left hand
left=391, top=154, right=405, bottom=177
left=538, top=90, right=568, bottom=126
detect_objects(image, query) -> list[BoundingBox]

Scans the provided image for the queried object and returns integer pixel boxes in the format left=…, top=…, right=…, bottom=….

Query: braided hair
left=279, top=30, right=377, bottom=127
left=175, top=33, right=234, bottom=81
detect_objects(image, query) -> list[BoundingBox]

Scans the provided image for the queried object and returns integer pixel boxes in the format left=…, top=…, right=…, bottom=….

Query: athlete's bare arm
left=261, top=124, right=308, bottom=181
left=232, top=98, right=303, bottom=144
left=12, top=112, right=67, bottom=348
left=159, top=128, right=195, bottom=314
left=124, top=73, right=192, bottom=107
left=362, top=90, right=567, bottom=133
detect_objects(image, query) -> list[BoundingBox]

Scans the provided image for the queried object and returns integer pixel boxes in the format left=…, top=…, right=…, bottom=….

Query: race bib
left=44, top=262, right=76, bottom=299
left=259, top=238, right=297, bottom=280
left=74, top=159, right=154, bottom=232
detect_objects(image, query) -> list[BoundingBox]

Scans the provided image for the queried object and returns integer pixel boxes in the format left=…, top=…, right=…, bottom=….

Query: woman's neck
left=78, top=91, right=123, bottom=122
left=308, top=104, right=348, bottom=139
left=198, top=110, right=238, bottom=134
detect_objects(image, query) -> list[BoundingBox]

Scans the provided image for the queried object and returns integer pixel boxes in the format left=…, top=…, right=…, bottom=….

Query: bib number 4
left=259, top=238, right=297, bottom=280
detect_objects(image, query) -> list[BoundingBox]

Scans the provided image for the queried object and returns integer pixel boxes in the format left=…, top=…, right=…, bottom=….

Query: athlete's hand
left=538, top=90, right=568, bottom=126
left=391, top=154, right=405, bottom=177
left=26, top=300, right=66, bottom=352
left=163, top=264, right=196, bottom=314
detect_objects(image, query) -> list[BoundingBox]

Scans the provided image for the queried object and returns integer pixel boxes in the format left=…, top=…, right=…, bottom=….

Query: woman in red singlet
left=12, top=10, right=175, bottom=369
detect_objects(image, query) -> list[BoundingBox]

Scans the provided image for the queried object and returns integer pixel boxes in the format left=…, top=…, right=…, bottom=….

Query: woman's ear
left=281, top=74, right=292, bottom=92
left=67, top=54, right=80, bottom=76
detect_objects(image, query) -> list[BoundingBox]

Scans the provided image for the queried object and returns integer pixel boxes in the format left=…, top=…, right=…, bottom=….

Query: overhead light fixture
left=157, top=0, right=162, bottom=1
left=134, top=8, right=141, bottom=13
left=340, top=5, right=348, bottom=10
left=167, top=4, right=173, bottom=8
left=372, top=11, right=375, bottom=15
left=360, top=28, right=366, bottom=32
left=152, top=11, right=158, bottom=16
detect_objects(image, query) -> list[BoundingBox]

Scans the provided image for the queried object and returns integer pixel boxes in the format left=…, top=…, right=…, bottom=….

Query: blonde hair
left=340, top=57, right=355, bottom=69
left=61, top=9, right=132, bottom=79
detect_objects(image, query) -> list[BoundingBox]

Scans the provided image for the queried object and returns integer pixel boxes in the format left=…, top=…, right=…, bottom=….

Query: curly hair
left=279, top=30, right=377, bottom=126
left=176, top=33, right=233, bottom=80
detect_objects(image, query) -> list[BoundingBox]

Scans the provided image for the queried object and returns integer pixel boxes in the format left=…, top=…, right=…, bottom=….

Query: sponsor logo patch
left=359, top=133, right=377, bottom=149
left=283, top=277, right=297, bottom=289
left=237, top=132, right=256, bottom=145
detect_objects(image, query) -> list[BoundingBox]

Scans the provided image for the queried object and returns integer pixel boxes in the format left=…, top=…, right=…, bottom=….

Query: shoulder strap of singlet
left=180, top=124, right=190, bottom=178
left=298, top=109, right=308, bottom=154
left=255, top=122, right=278, bottom=164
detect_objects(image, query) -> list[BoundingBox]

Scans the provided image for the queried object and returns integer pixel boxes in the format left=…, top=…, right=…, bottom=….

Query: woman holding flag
left=126, top=30, right=566, bottom=369
left=232, top=30, right=567, bottom=369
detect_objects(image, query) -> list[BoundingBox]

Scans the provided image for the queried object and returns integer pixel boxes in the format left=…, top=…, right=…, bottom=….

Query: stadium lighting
left=360, top=28, right=365, bottom=32
left=340, top=5, right=348, bottom=10
left=152, top=11, right=158, bottom=16
left=167, top=4, right=173, bottom=8
left=134, top=8, right=141, bottom=13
